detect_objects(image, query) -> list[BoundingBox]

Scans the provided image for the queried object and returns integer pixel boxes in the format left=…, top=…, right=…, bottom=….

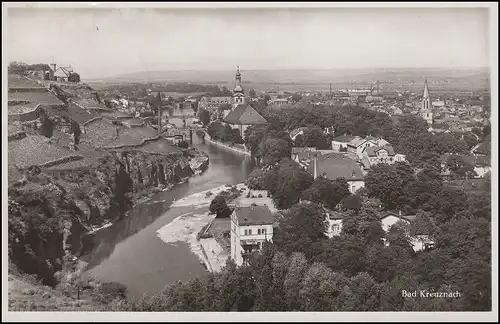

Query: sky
left=7, top=6, right=490, bottom=79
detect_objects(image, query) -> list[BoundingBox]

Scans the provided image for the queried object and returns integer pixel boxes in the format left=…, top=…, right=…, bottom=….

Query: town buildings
left=324, top=208, right=434, bottom=252
left=230, top=204, right=274, bottom=266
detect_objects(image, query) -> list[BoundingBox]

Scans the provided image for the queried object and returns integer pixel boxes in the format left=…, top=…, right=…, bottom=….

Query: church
left=222, top=66, right=267, bottom=136
left=420, top=79, right=434, bottom=125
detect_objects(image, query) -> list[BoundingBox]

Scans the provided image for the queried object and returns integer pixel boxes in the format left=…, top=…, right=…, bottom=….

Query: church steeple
left=422, top=79, right=431, bottom=111
left=234, top=65, right=243, bottom=94
left=421, top=79, right=433, bottom=125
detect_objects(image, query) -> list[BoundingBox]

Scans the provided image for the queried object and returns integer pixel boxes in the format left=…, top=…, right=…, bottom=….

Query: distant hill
left=85, top=67, right=490, bottom=86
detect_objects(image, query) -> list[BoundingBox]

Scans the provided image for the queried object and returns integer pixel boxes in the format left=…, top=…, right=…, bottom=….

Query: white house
left=380, top=212, right=434, bottom=252
left=324, top=209, right=434, bottom=252
left=230, top=205, right=274, bottom=266
left=331, top=135, right=356, bottom=152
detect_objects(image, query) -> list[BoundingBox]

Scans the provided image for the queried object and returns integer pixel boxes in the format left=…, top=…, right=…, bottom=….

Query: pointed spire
left=423, top=78, right=430, bottom=99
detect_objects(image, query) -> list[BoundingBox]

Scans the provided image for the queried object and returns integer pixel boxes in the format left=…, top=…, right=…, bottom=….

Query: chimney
left=313, top=153, right=318, bottom=179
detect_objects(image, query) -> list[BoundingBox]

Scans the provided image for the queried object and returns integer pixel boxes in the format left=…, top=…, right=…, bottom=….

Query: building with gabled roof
left=308, top=152, right=365, bottom=194
left=223, top=104, right=267, bottom=136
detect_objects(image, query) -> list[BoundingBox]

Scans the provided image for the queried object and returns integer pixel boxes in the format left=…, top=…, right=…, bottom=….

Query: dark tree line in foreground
left=105, top=154, right=490, bottom=311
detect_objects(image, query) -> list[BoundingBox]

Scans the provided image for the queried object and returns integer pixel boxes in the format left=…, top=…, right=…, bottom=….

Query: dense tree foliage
left=294, top=125, right=331, bottom=150
left=301, top=176, right=350, bottom=209
left=209, top=195, right=232, bottom=218
left=9, top=61, right=51, bottom=74
left=198, top=108, right=210, bottom=126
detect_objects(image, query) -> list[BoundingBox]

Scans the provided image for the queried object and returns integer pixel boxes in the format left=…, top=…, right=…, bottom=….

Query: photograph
left=3, top=2, right=497, bottom=322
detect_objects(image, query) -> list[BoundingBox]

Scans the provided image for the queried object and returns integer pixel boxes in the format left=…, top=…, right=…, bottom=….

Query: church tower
left=421, top=79, right=433, bottom=125
left=232, top=66, right=246, bottom=108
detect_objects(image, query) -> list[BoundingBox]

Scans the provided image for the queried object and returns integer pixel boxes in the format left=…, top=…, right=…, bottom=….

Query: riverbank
left=156, top=183, right=278, bottom=273
left=156, top=183, right=247, bottom=271
left=204, top=135, right=251, bottom=156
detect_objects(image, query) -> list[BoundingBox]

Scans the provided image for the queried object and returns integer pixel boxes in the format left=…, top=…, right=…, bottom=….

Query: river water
left=81, top=136, right=255, bottom=298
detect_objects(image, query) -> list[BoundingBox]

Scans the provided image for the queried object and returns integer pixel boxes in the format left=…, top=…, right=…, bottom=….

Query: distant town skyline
left=7, top=7, right=490, bottom=79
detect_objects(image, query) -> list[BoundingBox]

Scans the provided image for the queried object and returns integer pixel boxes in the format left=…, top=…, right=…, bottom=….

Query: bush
left=178, top=140, right=189, bottom=149
left=91, top=281, right=127, bottom=305
left=245, top=168, right=268, bottom=190
left=209, top=195, right=232, bottom=218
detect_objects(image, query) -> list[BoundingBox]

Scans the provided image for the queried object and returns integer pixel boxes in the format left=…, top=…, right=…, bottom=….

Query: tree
left=339, top=272, right=381, bottom=311
left=340, top=195, right=362, bottom=211
left=177, top=140, right=189, bottom=149
left=209, top=194, right=232, bottom=218
left=445, top=155, right=476, bottom=179
left=206, top=121, right=226, bottom=140
left=275, top=202, right=327, bottom=248
left=301, top=176, right=350, bottom=209
left=291, top=93, right=302, bottom=102
left=365, top=162, right=415, bottom=209
left=295, top=126, right=331, bottom=150
left=245, top=168, right=268, bottom=190
left=199, top=109, right=210, bottom=126
left=258, top=137, right=293, bottom=166
left=68, top=72, right=81, bottom=83
left=268, top=160, right=314, bottom=209
left=299, top=263, right=348, bottom=311
left=283, top=252, right=308, bottom=310
left=249, top=89, right=257, bottom=98
left=221, top=86, right=231, bottom=96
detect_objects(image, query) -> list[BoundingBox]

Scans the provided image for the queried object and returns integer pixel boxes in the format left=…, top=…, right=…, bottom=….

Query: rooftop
left=308, top=153, right=364, bottom=181
left=332, top=135, right=357, bottom=143
left=8, top=91, right=65, bottom=114
left=224, top=104, right=267, bottom=125
left=106, top=126, right=158, bottom=147
left=234, top=205, right=274, bottom=226
left=8, top=134, right=77, bottom=169
left=67, top=103, right=100, bottom=125
left=365, top=145, right=396, bottom=157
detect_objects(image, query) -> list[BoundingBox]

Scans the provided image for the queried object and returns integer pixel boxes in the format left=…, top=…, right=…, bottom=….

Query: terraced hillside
left=7, top=74, right=210, bottom=303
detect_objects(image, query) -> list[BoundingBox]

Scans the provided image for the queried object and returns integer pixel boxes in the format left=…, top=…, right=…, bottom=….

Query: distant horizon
left=8, top=7, right=490, bottom=79
left=83, top=66, right=490, bottom=81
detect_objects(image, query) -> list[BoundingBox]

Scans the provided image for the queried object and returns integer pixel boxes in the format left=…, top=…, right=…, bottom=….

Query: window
left=248, top=229, right=252, bottom=235
left=244, top=229, right=248, bottom=235
left=262, top=228, right=266, bottom=235
left=257, top=229, right=261, bottom=235
left=351, top=185, right=356, bottom=192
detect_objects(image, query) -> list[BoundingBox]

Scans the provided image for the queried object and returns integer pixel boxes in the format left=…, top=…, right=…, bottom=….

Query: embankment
left=204, top=135, right=251, bottom=156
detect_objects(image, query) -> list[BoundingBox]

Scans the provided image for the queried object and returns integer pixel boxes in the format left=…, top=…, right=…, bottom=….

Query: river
left=80, top=136, right=255, bottom=298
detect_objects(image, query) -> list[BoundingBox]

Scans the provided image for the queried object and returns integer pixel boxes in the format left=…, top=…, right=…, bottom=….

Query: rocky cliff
left=8, top=150, right=208, bottom=286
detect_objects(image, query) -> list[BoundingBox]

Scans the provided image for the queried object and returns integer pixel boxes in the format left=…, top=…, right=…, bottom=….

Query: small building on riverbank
left=230, top=204, right=274, bottom=266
